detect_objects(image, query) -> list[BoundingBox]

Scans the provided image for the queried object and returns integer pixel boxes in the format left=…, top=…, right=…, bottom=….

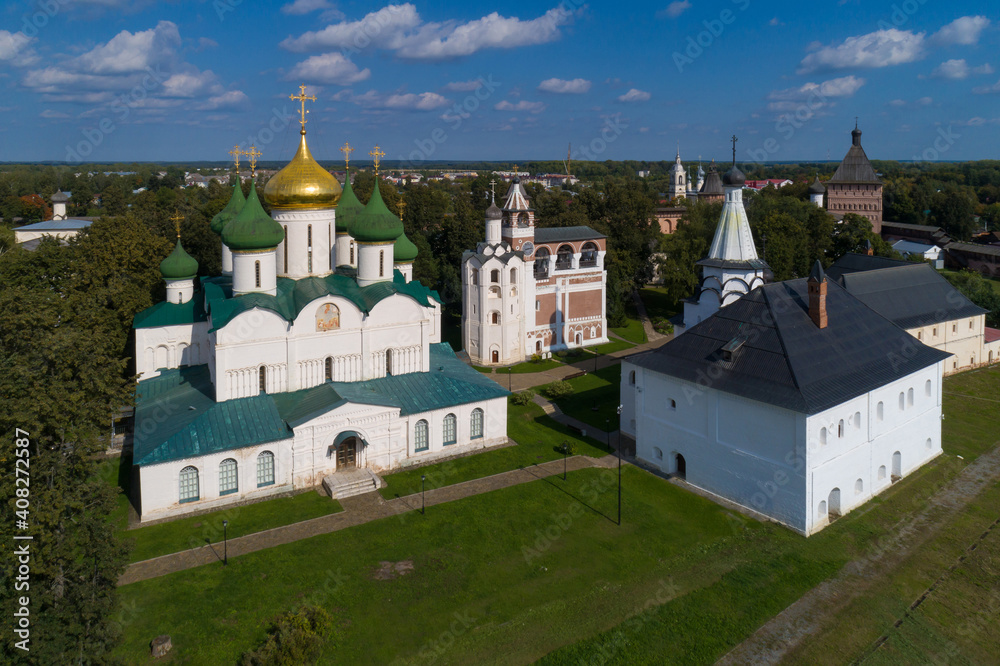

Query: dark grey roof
left=945, top=241, right=1000, bottom=258
left=809, top=176, right=825, bottom=194
left=882, top=222, right=945, bottom=234
left=628, top=279, right=949, bottom=415
left=723, top=164, right=746, bottom=187
left=534, top=226, right=606, bottom=243
left=809, top=260, right=825, bottom=282
left=486, top=202, right=502, bottom=219
left=828, top=128, right=880, bottom=184
left=700, top=164, right=724, bottom=195
left=51, top=190, right=70, bottom=202
left=826, top=254, right=986, bottom=328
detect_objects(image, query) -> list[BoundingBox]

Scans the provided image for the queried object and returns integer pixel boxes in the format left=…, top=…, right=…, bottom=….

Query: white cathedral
left=130, top=107, right=508, bottom=522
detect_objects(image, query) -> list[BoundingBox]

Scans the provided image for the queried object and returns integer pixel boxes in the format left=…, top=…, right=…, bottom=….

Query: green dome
left=160, top=240, right=199, bottom=279
left=211, top=183, right=246, bottom=235
left=335, top=174, right=364, bottom=234
left=351, top=183, right=403, bottom=243
left=222, top=182, right=285, bottom=251
left=394, top=232, right=418, bottom=263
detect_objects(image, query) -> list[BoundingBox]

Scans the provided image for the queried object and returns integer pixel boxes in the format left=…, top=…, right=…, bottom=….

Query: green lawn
left=639, top=286, right=682, bottom=320
left=473, top=358, right=564, bottom=374
left=610, top=315, right=646, bottom=344
left=590, top=339, right=636, bottom=355
left=550, top=365, right=623, bottom=432
left=379, top=401, right=612, bottom=500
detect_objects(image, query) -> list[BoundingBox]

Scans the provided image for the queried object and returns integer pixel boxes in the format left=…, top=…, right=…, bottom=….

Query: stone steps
left=322, top=468, right=383, bottom=500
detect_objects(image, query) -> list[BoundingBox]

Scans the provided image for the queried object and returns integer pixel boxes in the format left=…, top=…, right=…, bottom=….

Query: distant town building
left=698, top=161, right=725, bottom=204
left=808, top=176, right=825, bottom=208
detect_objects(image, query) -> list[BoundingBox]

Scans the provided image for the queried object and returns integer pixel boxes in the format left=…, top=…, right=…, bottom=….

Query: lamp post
left=421, top=474, right=426, bottom=515
left=561, top=442, right=568, bottom=481
left=508, top=366, right=512, bottom=391
left=222, top=519, right=228, bottom=566
left=605, top=419, right=610, bottom=453
left=616, top=404, right=623, bottom=526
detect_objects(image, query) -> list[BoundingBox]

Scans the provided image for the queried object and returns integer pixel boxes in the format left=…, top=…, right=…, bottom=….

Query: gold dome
left=262, top=130, right=342, bottom=209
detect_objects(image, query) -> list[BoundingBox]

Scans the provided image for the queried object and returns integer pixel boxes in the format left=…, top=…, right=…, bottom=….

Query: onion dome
left=809, top=176, right=826, bottom=194
left=336, top=174, right=364, bottom=234
left=160, top=240, right=198, bottom=279
left=262, top=131, right=342, bottom=209
left=222, top=182, right=285, bottom=251
left=486, top=200, right=503, bottom=220
left=211, top=183, right=246, bottom=235
left=723, top=163, right=746, bottom=187
left=351, top=182, right=403, bottom=243
left=394, top=231, right=419, bottom=263
left=51, top=190, right=70, bottom=203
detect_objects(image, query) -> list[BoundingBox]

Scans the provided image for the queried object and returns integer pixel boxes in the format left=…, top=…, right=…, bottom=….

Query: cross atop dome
left=370, top=145, right=385, bottom=176
left=340, top=141, right=354, bottom=170
left=242, top=146, right=261, bottom=177
left=228, top=145, right=241, bottom=177
left=290, top=84, right=316, bottom=134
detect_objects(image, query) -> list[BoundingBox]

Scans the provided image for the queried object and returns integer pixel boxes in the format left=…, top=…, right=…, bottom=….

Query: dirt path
left=716, top=444, right=1000, bottom=665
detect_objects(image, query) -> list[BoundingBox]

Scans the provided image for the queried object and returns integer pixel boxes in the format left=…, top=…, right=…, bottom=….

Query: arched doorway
left=491, top=350, right=499, bottom=363
left=675, top=453, right=686, bottom=479
left=337, top=437, right=358, bottom=469
left=575, top=332, right=583, bottom=345
left=828, top=488, right=841, bottom=520
left=891, top=451, right=901, bottom=482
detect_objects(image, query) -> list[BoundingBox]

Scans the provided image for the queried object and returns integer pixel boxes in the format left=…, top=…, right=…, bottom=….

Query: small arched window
left=653, top=447, right=663, bottom=461
left=350, top=242, right=355, bottom=265
left=580, top=242, right=599, bottom=267
left=855, top=478, right=864, bottom=495
left=670, top=399, right=677, bottom=409
left=488, top=285, right=501, bottom=297
left=899, top=392, right=905, bottom=410
left=472, top=268, right=479, bottom=285
left=629, top=370, right=636, bottom=385
left=219, top=459, right=238, bottom=496
left=443, top=413, right=457, bottom=445
left=283, top=226, right=288, bottom=269
left=491, top=311, right=500, bottom=325
left=259, top=366, right=267, bottom=393
left=878, top=465, right=886, bottom=480
left=854, top=411, right=861, bottom=429
left=491, top=269, right=500, bottom=283
left=256, top=451, right=275, bottom=487
left=307, top=225, right=313, bottom=272
left=907, top=388, right=914, bottom=407
left=838, top=419, right=844, bottom=438
left=470, top=408, right=484, bottom=439
left=877, top=401, right=884, bottom=421
left=385, top=349, right=393, bottom=376
left=819, top=427, right=827, bottom=446
left=325, top=357, right=333, bottom=381
left=255, top=260, right=261, bottom=288
left=414, top=420, right=429, bottom=452
left=179, top=466, right=199, bottom=503
left=556, top=244, right=574, bottom=270
left=510, top=268, right=517, bottom=283
left=926, top=437, right=933, bottom=449
left=925, top=379, right=932, bottom=397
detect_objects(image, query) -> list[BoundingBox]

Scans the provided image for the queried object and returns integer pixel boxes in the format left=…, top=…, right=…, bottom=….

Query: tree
left=930, top=185, right=978, bottom=240
left=655, top=201, right=716, bottom=302
left=942, top=270, right=1000, bottom=327
left=829, top=214, right=897, bottom=262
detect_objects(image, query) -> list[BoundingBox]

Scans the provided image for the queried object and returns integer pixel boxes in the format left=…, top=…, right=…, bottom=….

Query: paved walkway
left=632, top=290, right=667, bottom=343
left=118, top=454, right=622, bottom=586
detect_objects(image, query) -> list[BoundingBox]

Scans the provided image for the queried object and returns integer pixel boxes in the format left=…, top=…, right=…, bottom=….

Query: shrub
left=530, top=353, right=542, bottom=363
left=239, top=605, right=336, bottom=666
left=544, top=381, right=575, bottom=400
left=555, top=440, right=578, bottom=456
left=510, top=390, right=535, bottom=406
left=651, top=316, right=674, bottom=335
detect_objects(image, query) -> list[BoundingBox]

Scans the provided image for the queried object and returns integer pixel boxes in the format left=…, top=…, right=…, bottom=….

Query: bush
left=530, top=353, right=542, bottom=363
left=510, top=390, right=535, bottom=406
left=555, top=440, right=578, bottom=456
left=651, top=316, right=674, bottom=335
left=544, top=381, right=575, bottom=400
left=239, top=605, right=336, bottom=666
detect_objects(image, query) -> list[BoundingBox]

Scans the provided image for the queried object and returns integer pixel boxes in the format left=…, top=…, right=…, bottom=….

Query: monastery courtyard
left=105, top=350, right=1000, bottom=664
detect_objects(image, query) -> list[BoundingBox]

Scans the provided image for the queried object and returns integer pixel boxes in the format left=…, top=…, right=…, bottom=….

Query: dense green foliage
left=239, top=605, right=337, bottom=666
left=943, top=269, right=1000, bottom=327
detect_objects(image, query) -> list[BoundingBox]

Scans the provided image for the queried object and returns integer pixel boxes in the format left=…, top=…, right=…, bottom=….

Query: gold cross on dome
left=340, top=141, right=354, bottom=170
left=513, top=164, right=519, bottom=175
left=169, top=210, right=184, bottom=239
left=243, top=146, right=261, bottom=177
left=396, top=200, right=406, bottom=220
left=369, top=145, right=385, bottom=176
left=290, top=84, right=317, bottom=132
left=228, top=145, right=242, bottom=176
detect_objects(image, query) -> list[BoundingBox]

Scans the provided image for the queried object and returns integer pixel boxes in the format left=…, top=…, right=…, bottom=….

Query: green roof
left=394, top=232, right=418, bottom=263
left=133, top=344, right=506, bottom=466
left=222, top=182, right=285, bottom=251
left=336, top=174, right=364, bottom=233
left=201, top=270, right=441, bottom=332
left=133, top=366, right=291, bottom=467
left=351, top=182, right=403, bottom=243
left=160, top=240, right=199, bottom=279
left=133, top=293, right=208, bottom=329
left=211, top=183, right=246, bottom=235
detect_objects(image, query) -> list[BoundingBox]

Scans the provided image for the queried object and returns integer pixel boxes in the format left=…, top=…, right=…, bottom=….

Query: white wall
left=136, top=321, right=211, bottom=380
left=273, top=208, right=335, bottom=278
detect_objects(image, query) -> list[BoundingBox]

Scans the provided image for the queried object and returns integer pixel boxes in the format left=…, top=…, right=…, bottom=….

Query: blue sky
left=0, top=0, right=997, bottom=165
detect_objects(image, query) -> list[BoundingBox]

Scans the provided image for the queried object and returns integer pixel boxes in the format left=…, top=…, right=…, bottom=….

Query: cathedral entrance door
left=337, top=437, right=357, bottom=469
left=492, top=350, right=499, bottom=364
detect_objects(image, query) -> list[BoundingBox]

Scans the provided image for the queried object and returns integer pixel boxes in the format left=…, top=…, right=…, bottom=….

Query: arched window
left=855, top=478, right=864, bottom=495
left=629, top=370, right=636, bottom=385
left=179, top=466, right=199, bottom=503
left=379, top=250, right=385, bottom=277
left=491, top=311, right=500, bottom=325
left=556, top=244, right=574, bottom=270
left=854, top=411, right=861, bottom=429
left=580, top=242, right=598, bottom=267
left=878, top=465, right=886, bottom=480
left=443, top=413, right=457, bottom=445
left=670, top=399, right=677, bottom=409
left=255, top=260, right=261, bottom=288
left=907, top=388, right=914, bottom=407
left=350, top=242, right=355, bottom=265
left=819, top=427, right=827, bottom=446
left=219, top=459, right=238, bottom=495
left=283, top=226, right=288, bottom=270
left=414, top=420, right=429, bottom=452
left=472, top=268, right=479, bottom=285
left=925, top=379, right=932, bottom=397
left=877, top=401, right=884, bottom=421
left=307, top=225, right=313, bottom=272
left=898, top=392, right=905, bottom=410
left=653, top=447, right=663, bottom=460
left=325, top=357, right=333, bottom=381
left=926, top=437, right=933, bottom=449
left=385, top=349, right=393, bottom=376
left=838, top=419, right=844, bottom=438
left=316, top=303, right=340, bottom=331
left=534, top=248, right=550, bottom=278
left=470, top=408, right=484, bottom=439
left=517, top=212, right=529, bottom=227
left=257, top=451, right=275, bottom=487
left=491, top=269, right=500, bottom=283
left=259, top=366, right=267, bottom=393
left=510, top=268, right=517, bottom=283
left=488, top=285, right=501, bottom=297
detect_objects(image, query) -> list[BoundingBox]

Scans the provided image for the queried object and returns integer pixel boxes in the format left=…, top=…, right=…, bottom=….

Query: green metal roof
left=133, top=344, right=507, bottom=466
left=211, top=183, right=246, bottom=235
left=133, top=366, right=291, bottom=467
left=222, top=182, right=285, bottom=251
left=336, top=174, right=364, bottom=233
left=394, top=232, right=418, bottom=263
left=133, top=294, right=208, bottom=329
left=201, top=270, right=441, bottom=332
left=351, top=183, right=403, bottom=243
left=160, top=240, right=199, bottom=279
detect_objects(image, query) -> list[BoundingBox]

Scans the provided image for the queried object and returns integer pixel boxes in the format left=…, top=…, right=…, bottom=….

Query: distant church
left=461, top=179, right=608, bottom=366
left=130, top=92, right=508, bottom=522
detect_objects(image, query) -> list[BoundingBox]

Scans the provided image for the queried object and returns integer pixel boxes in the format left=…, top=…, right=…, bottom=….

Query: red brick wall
left=569, top=289, right=603, bottom=319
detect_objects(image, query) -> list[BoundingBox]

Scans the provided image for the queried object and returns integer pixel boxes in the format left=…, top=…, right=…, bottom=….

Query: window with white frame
left=443, top=413, right=457, bottom=445
left=219, top=459, right=238, bottom=495
left=415, top=419, right=429, bottom=452
left=471, top=408, right=484, bottom=439
left=257, top=451, right=275, bottom=487
left=179, top=466, right=199, bottom=503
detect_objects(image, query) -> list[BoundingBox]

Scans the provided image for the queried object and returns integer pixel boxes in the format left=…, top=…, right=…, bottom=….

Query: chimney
left=808, top=260, right=828, bottom=329
left=865, top=239, right=873, bottom=256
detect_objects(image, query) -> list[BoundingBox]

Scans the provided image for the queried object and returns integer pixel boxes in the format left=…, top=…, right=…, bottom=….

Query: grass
left=473, top=358, right=565, bottom=374
left=378, top=401, right=611, bottom=500
left=112, top=367, right=1000, bottom=664
left=589, top=339, right=636, bottom=355
left=639, top=286, right=682, bottom=320
left=549, top=365, right=623, bottom=432
left=610, top=315, right=646, bottom=344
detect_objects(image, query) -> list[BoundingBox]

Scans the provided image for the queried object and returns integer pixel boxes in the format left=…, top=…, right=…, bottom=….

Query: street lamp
left=222, top=519, right=229, bottom=566
left=616, top=404, right=623, bottom=526
left=561, top=441, right=568, bottom=481
left=605, top=419, right=610, bottom=453
left=421, top=474, right=426, bottom=515
left=508, top=366, right=512, bottom=391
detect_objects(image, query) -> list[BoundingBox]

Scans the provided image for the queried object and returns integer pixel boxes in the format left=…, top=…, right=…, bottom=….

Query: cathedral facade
left=461, top=179, right=608, bottom=366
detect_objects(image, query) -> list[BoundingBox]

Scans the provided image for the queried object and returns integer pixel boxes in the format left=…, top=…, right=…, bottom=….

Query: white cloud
left=197, top=37, right=219, bottom=51
left=334, top=88, right=450, bottom=110
left=916, top=96, right=933, bottom=105
left=931, top=59, right=970, bottom=79
left=973, top=79, right=1000, bottom=94
left=281, top=4, right=575, bottom=60
left=40, top=109, right=70, bottom=119
left=617, top=88, right=651, bottom=102
left=282, top=0, right=334, bottom=14
left=889, top=99, right=907, bottom=106
left=974, top=63, right=994, bottom=75
left=444, top=79, right=483, bottom=91
left=767, top=75, right=865, bottom=112
left=768, top=17, right=784, bottom=27
left=932, top=16, right=989, bottom=45
left=495, top=100, right=546, bottom=113
left=797, top=29, right=925, bottom=74
left=74, top=20, right=181, bottom=74
left=161, top=69, right=221, bottom=97
left=537, top=77, right=591, bottom=94
left=658, top=1, right=691, bottom=19
left=197, top=90, right=251, bottom=110
left=0, top=30, right=36, bottom=66
left=287, top=52, right=371, bottom=85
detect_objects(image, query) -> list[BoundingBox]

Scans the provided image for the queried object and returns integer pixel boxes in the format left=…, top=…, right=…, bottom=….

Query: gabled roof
left=825, top=253, right=912, bottom=279
left=628, top=279, right=949, bottom=415
left=534, top=226, right=605, bottom=243
left=15, top=219, right=93, bottom=231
